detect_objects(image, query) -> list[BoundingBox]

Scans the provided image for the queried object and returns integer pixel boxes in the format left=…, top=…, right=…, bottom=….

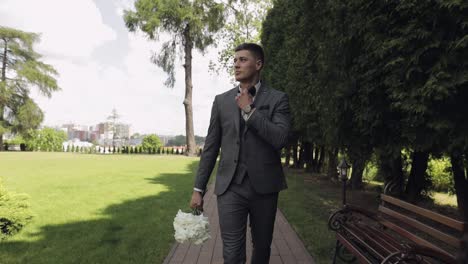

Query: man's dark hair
left=235, top=43, right=264, bottom=64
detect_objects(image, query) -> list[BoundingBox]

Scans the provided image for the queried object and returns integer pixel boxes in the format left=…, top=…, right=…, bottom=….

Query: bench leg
left=332, top=240, right=339, bottom=264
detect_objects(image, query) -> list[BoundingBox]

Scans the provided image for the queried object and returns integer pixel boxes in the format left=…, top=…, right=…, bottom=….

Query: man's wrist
left=193, top=187, right=203, bottom=193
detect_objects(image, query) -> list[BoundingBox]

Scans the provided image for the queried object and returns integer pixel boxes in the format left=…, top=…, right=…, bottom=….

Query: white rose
left=173, top=210, right=211, bottom=245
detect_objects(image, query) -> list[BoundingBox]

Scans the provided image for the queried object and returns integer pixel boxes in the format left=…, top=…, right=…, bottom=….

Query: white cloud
left=1, top=0, right=233, bottom=136
left=0, top=0, right=116, bottom=60
left=115, top=0, right=135, bottom=16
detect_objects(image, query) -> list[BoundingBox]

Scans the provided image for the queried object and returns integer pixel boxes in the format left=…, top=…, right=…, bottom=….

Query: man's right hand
left=190, top=191, right=203, bottom=211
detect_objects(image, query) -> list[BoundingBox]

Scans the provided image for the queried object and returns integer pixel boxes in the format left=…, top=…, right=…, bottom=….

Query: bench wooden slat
left=344, top=224, right=386, bottom=260
left=379, top=219, right=456, bottom=259
left=366, top=225, right=401, bottom=252
left=350, top=223, right=434, bottom=264
left=381, top=194, right=465, bottom=231
left=336, top=233, right=373, bottom=264
left=379, top=205, right=462, bottom=248
left=359, top=224, right=401, bottom=254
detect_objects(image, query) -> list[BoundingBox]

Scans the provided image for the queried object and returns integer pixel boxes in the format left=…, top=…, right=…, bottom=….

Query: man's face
left=233, top=50, right=262, bottom=82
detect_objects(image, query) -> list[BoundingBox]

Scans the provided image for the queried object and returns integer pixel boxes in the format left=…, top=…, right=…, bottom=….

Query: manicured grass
left=278, top=171, right=342, bottom=264
left=432, top=192, right=457, bottom=207
left=0, top=152, right=200, bottom=264
left=367, top=180, right=458, bottom=207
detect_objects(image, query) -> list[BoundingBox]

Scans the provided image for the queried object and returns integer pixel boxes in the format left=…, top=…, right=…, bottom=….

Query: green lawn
left=0, top=152, right=200, bottom=264
left=278, top=171, right=341, bottom=264
left=4, top=152, right=456, bottom=264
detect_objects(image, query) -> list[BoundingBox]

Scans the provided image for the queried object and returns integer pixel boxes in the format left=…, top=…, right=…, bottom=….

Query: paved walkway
left=163, top=185, right=315, bottom=264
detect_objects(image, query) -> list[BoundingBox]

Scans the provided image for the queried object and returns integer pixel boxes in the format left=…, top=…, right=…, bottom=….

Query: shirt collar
left=238, top=80, right=261, bottom=95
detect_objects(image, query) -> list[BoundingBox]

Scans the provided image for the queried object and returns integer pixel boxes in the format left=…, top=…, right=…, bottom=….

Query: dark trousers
left=217, top=176, right=278, bottom=264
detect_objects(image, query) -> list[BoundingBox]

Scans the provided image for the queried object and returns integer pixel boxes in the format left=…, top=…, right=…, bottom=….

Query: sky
left=0, top=0, right=233, bottom=136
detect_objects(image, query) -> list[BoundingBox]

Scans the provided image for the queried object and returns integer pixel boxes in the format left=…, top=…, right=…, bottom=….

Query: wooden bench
left=328, top=194, right=467, bottom=263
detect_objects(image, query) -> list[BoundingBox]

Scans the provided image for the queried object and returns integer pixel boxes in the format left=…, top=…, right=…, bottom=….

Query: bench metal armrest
left=381, top=244, right=457, bottom=264
left=328, top=204, right=382, bottom=231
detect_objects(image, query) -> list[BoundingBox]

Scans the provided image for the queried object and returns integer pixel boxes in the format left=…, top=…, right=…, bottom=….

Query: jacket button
left=234, top=159, right=238, bottom=163
left=236, top=141, right=240, bottom=145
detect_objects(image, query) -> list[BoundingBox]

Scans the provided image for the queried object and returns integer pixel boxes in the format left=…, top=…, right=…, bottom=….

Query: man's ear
left=256, top=60, right=263, bottom=71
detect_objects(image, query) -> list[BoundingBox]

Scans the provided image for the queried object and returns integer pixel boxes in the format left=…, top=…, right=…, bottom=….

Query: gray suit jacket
left=194, top=83, right=291, bottom=195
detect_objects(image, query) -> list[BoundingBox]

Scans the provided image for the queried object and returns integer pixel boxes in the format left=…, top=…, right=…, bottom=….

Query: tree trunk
left=0, top=38, right=7, bottom=151
left=310, top=145, right=318, bottom=172
left=292, top=135, right=299, bottom=168
left=301, top=142, right=313, bottom=172
left=450, top=150, right=468, bottom=220
left=377, top=148, right=404, bottom=196
left=298, top=141, right=305, bottom=169
left=348, top=147, right=371, bottom=190
left=405, top=151, right=430, bottom=202
left=327, top=148, right=338, bottom=180
left=284, top=144, right=291, bottom=167
left=350, top=158, right=365, bottom=189
left=183, top=26, right=196, bottom=156
left=317, top=146, right=325, bottom=173
left=390, top=154, right=405, bottom=196
left=461, top=151, right=468, bottom=264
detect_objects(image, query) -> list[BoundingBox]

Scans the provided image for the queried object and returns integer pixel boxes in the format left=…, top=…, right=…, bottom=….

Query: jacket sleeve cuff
left=243, top=108, right=256, bottom=121
left=193, top=187, right=204, bottom=193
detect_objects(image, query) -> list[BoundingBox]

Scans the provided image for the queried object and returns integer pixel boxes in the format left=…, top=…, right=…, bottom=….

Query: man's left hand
left=236, top=88, right=253, bottom=109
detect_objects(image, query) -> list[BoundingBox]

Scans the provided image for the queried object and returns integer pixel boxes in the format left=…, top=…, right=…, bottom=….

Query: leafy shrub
left=0, top=178, right=33, bottom=241
left=363, top=161, right=378, bottom=182
left=25, top=128, right=67, bottom=152
left=427, top=157, right=454, bottom=193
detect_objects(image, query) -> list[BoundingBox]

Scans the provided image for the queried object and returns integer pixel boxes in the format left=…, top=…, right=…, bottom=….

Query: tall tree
left=210, top=0, right=272, bottom=76
left=123, top=0, right=224, bottom=156
left=262, top=0, right=467, bottom=200
left=0, top=27, right=59, bottom=151
left=345, top=0, right=468, bottom=198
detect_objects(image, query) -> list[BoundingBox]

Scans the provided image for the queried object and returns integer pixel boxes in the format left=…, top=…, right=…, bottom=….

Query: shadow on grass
left=279, top=169, right=376, bottom=264
left=0, top=161, right=200, bottom=264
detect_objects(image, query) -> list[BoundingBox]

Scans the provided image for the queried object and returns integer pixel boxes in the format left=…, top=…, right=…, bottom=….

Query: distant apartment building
left=73, top=130, right=88, bottom=141
left=97, top=122, right=111, bottom=136
left=97, top=122, right=130, bottom=139
left=61, top=122, right=130, bottom=145
left=115, top=123, right=130, bottom=139
left=62, top=124, right=88, bottom=141
left=95, top=122, right=131, bottom=146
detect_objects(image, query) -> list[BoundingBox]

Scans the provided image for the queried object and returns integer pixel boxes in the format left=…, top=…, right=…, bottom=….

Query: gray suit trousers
left=217, top=176, right=278, bottom=264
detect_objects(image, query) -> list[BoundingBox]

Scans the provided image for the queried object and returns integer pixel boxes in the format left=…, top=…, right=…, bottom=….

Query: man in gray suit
left=190, top=43, right=291, bottom=264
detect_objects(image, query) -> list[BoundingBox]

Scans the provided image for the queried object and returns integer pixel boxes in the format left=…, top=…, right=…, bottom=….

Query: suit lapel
left=229, top=87, right=240, bottom=137
left=253, top=83, right=270, bottom=109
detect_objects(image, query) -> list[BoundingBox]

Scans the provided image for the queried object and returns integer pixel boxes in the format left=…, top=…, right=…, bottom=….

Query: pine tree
left=0, top=27, right=60, bottom=151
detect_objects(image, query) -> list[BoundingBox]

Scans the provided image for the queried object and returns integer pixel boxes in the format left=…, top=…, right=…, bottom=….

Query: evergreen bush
left=0, top=178, right=33, bottom=241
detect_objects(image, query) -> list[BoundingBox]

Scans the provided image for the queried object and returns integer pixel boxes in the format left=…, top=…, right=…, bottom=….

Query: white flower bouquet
left=173, top=209, right=211, bottom=245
